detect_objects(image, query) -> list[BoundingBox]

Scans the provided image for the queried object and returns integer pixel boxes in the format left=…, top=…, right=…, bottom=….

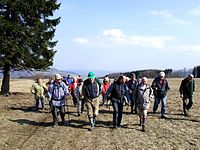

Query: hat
left=188, top=74, right=194, bottom=78
left=55, top=74, right=62, bottom=80
left=159, top=71, right=165, bottom=77
left=142, top=77, right=148, bottom=82
left=88, top=72, right=95, bottom=79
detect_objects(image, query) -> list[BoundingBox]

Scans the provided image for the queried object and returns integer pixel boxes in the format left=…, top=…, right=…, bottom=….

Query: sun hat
left=88, top=72, right=95, bottom=79
left=55, top=74, right=62, bottom=80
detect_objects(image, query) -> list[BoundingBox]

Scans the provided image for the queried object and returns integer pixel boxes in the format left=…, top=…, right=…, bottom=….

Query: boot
left=88, top=117, right=95, bottom=131
left=142, top=116, right=147, bottom=132
left=139, top=115, right=142, bottom=126
left=93, top=117, right=96, bottom=126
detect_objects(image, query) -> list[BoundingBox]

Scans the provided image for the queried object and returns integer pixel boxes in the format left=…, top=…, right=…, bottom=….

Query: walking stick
left=65, top=99, right=71, bottom=125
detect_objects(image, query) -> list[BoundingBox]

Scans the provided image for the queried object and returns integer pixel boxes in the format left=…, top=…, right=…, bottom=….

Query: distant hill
left=0, top=68, right=78, bottom=79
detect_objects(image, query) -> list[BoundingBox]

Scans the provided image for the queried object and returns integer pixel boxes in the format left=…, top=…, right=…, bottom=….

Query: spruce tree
left=0, top=0, right=60, bottom=95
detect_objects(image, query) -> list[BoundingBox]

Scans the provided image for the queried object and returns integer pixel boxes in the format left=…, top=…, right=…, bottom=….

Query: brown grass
left=0, top=78, right=200, bottom=150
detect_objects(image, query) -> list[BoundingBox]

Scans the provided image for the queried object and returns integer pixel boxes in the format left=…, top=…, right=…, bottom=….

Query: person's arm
left=104, top=83, right=114, bottom=100
left=62, top=82, right=69, bottom=97
left=179, top=80, right=184, bottom=98
left=30, top=83, right=36, bottom=94
left=193, top=80, right=195, bottom=93
left=125, top=85, right=131, bottom=104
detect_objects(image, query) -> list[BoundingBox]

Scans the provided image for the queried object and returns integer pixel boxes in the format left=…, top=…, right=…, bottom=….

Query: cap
left=55, top=74, right=62, bottom=80
left=88, top=72, right=95, bottom=79
left=159, top=71, right=165, bottom=77
left=188, top=74, right=194, bottom=78
left=142, top=77, right=148, bottom=82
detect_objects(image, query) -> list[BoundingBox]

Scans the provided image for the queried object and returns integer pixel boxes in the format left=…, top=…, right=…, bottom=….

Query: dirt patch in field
left=0, top=78, right=200, bottom=150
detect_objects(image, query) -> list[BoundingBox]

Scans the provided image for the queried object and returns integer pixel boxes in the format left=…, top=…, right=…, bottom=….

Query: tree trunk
left=1, top=65, right=10, bottom=96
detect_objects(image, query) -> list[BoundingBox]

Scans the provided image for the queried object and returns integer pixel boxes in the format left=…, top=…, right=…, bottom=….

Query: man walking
left=127, top=73, right=138, bottom=114
left=82, top=72, right=101, bottom=131
left=136, top=77, right=153, bottom=132
left=48, top=74, right=69, bottom=128
left=179, top=74, right=195, bottom=116
left=104, top=75, right=130, bottom=129
left=151, top=72, right=170, bottom=118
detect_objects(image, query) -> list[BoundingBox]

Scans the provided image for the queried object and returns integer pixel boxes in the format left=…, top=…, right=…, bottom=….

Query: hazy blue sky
left=53, top=0, right=200, bottom=72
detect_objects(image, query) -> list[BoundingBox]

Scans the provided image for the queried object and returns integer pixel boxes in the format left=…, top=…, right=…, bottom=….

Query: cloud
left=72, top=38, right=89, bottom=44
left=150, top=10, right=173, bottom=18
left=187, top=6, right=200, bottom=16
left=130, top=36, right=175, bottom=49
left=71, top=28, right=200, bottom=54
left=150, top=10, right=190, bottom=25
left=169, top=45, right=200, bottom=53
left=102, top=28, right=126, bottom=42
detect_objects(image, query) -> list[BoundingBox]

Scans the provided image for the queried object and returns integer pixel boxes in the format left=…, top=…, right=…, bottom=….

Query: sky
left=52, top=0, right=200, bottom=73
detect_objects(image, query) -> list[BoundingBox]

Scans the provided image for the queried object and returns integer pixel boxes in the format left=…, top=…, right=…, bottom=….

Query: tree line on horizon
left=105, top=67, right=198, bottom=79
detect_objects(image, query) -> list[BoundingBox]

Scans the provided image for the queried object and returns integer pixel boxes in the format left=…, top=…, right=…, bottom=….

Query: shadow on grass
left=10, top=119, right=52, bottom=127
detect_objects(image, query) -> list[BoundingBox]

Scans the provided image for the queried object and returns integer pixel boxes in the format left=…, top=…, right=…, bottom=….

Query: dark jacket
left=151, top=77, right=170, bottom=98
left=104, top=81, right=130, bottom=103
left=82, top=79, right=100, bottom=98
left=179, top=78, right=195, bottom=97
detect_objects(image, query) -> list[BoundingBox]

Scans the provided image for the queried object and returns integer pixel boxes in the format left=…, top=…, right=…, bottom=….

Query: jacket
left=136, top=83, right=153, bottom=110
left=104, top=81, right=130, bottom=103
left=179, top=78, right=195, bottom=97
left=30, top=82, right=46, bottom=99
left=82, top=79, right=100, bottom=99
left=151, top=77, right=170, bottom=98
left=48, top=81, right=69, bottom=106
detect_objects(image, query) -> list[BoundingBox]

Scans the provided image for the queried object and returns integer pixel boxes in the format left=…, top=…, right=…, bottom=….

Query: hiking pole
left=65, top=99, right=71, bottom=125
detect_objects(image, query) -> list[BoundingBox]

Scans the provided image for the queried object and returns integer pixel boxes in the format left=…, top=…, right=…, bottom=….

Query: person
left=151, top=71, right=170, bottom=118
left=179, top=74, right=195, bottom=116
left=102, top=76, right=110, bottom=106
left=136, top=77, right=153, bottom=132
left=30, top=77, right=47, bottom=112
left=48, top=74, right=69, bottom=128
left=104, top=75, right=130, bottom=129
left=127, top=73, right=138, bottom=114
left=69, top=77, right=78, bottom=106
left=82, top=72, right=101, bottom=131
left=46, top=77, right=54, bottom=111
left=74, top=78, right=84, bottom=116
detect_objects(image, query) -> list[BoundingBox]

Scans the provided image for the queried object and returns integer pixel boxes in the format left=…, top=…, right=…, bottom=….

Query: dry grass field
left=0, top=78, right=200, bottom=150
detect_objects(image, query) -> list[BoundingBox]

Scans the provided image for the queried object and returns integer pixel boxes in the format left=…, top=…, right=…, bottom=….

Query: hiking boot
left=161, top=115, right=167, bottom=119
left=142, top=124, right=146, bottom=132
left=93, top=118, right=96, bottom=126
left=52, top=122, right=58, bottom=128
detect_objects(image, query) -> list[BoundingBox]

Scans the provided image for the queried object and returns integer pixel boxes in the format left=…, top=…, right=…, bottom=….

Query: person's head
left=78, top=78, right=84, bottom=86
left=72, top=77, right=77, bottom=83
left=36, top=77, right=42, bottom=84
left=88, top=72, right=95, bottom=83
left=187, top=74, right=194, bottom=80
left=131, top=73, right=136, bottom=80
left=104, top=77, right=109, bottom=83
left=141, top=77, right=148, bottom=85
left=55, top=74, right=62, bottom=84
left=118, top=75, right=126, bottom=84
left=49, top=77, right=54, bottom=82
left=159, top=71, right=165, bottom=79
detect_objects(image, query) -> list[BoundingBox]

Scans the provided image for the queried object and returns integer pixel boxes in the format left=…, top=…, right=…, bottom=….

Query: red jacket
left=102, top=82, right=110, bottom=96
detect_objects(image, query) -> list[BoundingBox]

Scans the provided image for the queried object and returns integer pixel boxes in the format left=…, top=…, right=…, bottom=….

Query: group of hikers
left=30, top=71, right=195, bottom=132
